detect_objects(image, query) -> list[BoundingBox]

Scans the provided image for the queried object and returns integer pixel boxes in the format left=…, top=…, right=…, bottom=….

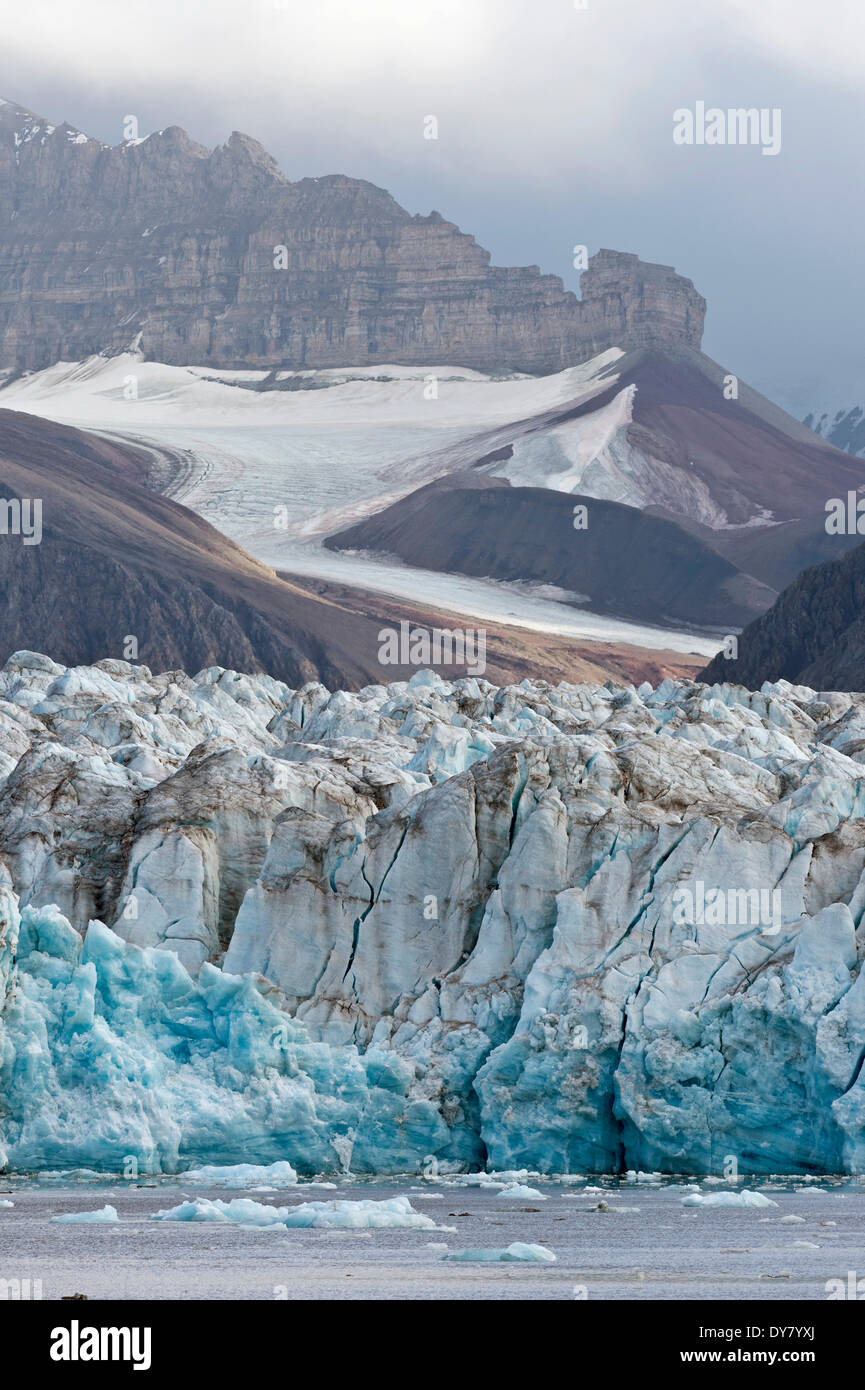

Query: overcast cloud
left=1, top=0, right=863, bottom=410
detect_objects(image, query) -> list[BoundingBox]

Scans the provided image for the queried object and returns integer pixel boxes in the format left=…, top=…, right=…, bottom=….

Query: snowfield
left=2, top=653, right=865, bottom=1175
left=0, top=351, right=718, bottom=658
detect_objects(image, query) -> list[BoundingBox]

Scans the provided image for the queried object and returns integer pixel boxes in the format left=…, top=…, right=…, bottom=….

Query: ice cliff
left=2, top=651, right=865, bottom=1175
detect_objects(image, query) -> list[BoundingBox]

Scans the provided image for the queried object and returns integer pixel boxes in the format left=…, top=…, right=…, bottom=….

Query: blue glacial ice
left=51, top=1206, right=120, bottom=1223
left=3, top=654, right=865, bottom=1176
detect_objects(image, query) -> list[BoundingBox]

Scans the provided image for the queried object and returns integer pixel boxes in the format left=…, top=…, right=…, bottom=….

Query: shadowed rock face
left=700, top=539, right=865, bottom=691
left=325, top=471, right=776, bottom=631
left=0, top=98, right=705, bottom=373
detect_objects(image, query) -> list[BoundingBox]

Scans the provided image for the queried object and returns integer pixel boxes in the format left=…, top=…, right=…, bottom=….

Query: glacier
left=2, top=651, right=865, bottom=1176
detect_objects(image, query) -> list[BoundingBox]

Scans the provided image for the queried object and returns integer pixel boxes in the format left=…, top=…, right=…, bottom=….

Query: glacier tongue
left=2, top=653, right=865, bottom=1174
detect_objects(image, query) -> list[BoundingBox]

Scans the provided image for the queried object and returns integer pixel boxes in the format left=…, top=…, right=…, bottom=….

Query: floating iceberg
left=154, top=1198, right=288, bottom=1226
left=52, top=1205, right=119, bottom=1223
left=682, top=1190, right=779, bottom=1208
left=153, top=1195, right=437, bottom=1229
left=281, top=1196, right=437, bottom=1229
left=179, top=1162, right=299, bottom=1188
left=445, top=1242, right=556, bottom=1262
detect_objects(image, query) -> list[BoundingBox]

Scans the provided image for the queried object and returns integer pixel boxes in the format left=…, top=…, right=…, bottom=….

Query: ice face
left=3, top=654, right=865, bottom=1176
left=0, top=911, right=449, bottom=1175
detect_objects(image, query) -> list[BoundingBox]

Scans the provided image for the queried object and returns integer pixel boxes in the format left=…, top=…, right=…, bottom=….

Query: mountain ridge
left=0, top=95, right=705, bottom=374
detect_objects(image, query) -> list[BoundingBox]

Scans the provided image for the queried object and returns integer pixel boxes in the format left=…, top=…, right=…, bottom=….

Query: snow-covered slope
left=804, top=405, right=865, bottom=459
left=2, top=652, right=865, bottom=1175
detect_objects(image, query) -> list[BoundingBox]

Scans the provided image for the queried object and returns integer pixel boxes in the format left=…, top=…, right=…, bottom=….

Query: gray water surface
left=1, top=1176, right=862, bottom=1301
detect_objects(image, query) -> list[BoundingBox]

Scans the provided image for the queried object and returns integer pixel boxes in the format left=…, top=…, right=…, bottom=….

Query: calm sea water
left=1, top=1175, right=862, bottom=1301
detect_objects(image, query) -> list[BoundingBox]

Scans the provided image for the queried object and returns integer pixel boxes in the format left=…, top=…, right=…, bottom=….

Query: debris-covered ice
left=3, top=656, right=865, bottom=1175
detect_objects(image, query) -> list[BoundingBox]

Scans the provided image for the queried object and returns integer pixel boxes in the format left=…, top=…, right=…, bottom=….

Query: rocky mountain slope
left=700, top=540, right=865, bottom=690
left=0, top=407, right=374, bottom=686
left=325, top=470, right=775, bottom=630
left=0, top=407, right=697, bottom=688
left=325, top=345, right=865, bottom=629
left=0, top=97, right=704, bottom=373
left=364, top=346, right=864, bottom=531
left=2, top=655, right=865, bottom=1174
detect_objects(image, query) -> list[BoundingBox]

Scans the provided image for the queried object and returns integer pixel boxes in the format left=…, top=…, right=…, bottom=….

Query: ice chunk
left=153, top=1194, right=437, bottom=1229
left=153, top=1198, right=283, bottom=1225
left=445, top=1242, right=556, bottom=1262
left=496, top=1184, right=546, bottom=1200
left=682, top=1190, right=778, bottom=1208
left=179, top=1161, right=298, bottom=1188
left=281, top=1196, right=437, bottom=1229
left=52, top=1205, right=119, bottom=1223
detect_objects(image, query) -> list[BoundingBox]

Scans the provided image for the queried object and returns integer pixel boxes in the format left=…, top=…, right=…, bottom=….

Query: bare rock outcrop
left=0, top=98, right=705, bottom=373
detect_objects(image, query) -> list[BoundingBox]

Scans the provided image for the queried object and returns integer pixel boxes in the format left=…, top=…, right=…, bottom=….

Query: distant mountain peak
left=804, top=404, right=865, bottom=458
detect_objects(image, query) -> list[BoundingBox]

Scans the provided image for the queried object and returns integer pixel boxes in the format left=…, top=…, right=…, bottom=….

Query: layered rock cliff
left=0, top=98, right=705, bottom=373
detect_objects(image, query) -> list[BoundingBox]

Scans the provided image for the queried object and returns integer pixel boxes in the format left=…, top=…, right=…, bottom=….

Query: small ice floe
left=0, top=1200, right=13, bottom=1208
left=426, top=1242, right=450, bottom=1253
left=52, top=1205, right=119, bottom=1223
left=152, top=1199, right=278, bottom=1226
left=682, top=1190, right=777, bottom=1209
left=444, top=1242, right=556, bottom=1263
left=152, top=1195, right=439, bottom=1230
left=625, top=1170, right=662, bottom=1184
left=792, top=1241, right=820, bottom=1249
left=178, top=1161, right=298, bottom=1188
left=778, top=1214, right=806, bottom=1224
left=40, top=1169, right=101, bottom=1180
left=496, top=1184, right=546, bottom=1200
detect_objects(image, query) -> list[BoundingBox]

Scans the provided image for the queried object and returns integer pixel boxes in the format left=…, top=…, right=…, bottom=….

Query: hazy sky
left=2, top=0, right=863, bottom=411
